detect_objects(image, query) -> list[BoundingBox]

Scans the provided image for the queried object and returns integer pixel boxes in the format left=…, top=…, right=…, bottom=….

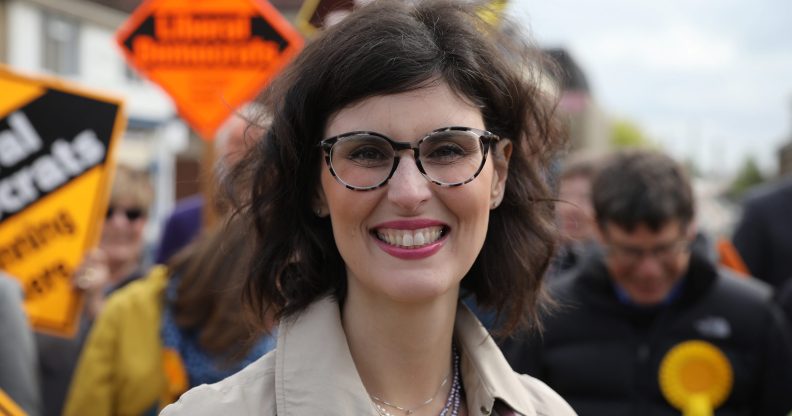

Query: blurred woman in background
left=37, top=163, right=153, bottom=416
left=76, top=163, right=155, bottom=317
left=64, top=217, right=276, bottom=415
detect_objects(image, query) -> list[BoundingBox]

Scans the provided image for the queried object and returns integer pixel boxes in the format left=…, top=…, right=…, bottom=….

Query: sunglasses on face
left=106, top=206, right=146, bottom=222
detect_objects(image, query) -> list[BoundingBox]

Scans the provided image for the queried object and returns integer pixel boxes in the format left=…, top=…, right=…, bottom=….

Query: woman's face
left=101, top=197, right=147, bottom=268
left=316, top=82, right=510, bottom=304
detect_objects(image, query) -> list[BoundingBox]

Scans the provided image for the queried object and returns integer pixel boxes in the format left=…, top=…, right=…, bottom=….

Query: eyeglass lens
left=329, top=130, right=485, bottom=189
left=613, top=241, right=688, bottom=265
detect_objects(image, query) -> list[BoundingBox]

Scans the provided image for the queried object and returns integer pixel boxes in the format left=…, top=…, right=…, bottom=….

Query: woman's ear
left=313, top=186, right=329, bottom=217
left=490, top=139, right=512, bottom=210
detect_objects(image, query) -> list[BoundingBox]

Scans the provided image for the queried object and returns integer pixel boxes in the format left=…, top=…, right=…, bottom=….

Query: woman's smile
left=372, top=219, right=448, bottom=248
left=375, top=226, right=444, bottom=248
left=318, top=82, right=499, bottom=302
left=371, top=219, right=450, bottom=260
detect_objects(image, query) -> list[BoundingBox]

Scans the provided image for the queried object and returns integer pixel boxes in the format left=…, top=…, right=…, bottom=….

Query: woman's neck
left=342, top=285, right=459, bottom=416
left=106, top=259, right=137, bottom=287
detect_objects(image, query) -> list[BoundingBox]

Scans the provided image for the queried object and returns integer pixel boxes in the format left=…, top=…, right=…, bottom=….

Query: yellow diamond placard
left=0, top=65, right=125, bottom=338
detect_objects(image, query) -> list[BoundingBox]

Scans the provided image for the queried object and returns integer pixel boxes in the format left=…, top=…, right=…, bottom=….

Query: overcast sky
left=509, top=0, right=792, bottom=178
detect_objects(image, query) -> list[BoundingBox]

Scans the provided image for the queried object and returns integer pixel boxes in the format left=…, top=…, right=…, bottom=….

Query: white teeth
left=376, top=226, right=444, bottom=248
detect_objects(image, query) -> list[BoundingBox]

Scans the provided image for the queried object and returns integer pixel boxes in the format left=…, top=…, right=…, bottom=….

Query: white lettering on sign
left=0, top=111, right=106, bottom=220
left=0, top=112, right=44, bottom=167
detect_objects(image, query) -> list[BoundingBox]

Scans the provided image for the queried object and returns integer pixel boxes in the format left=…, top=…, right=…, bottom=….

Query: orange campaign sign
left=0, top=65, right=125, bottom=338
left=116, top=0, right=303, bottom=140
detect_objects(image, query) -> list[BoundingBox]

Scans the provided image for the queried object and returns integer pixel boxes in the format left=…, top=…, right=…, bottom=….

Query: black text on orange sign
left=127, top=13, right=289, bottom=69
left=155, top=13, right=252, bottom=41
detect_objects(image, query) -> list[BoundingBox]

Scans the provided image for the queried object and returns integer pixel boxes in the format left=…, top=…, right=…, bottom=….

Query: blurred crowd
left=3, top=128, right=791, bottom=415
left=1, top=2, right=791, bottom=416
left=1, top=112, right=277, bottom=416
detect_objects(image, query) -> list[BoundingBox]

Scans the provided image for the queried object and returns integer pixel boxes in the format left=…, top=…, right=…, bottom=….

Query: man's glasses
left=320, top=126, right=500, bottom=191
left=106, top=206, right=146, bottom=222
left=605, top=239, right=692, bottom=267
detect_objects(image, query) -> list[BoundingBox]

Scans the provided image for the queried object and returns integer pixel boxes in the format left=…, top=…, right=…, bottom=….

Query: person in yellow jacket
left=64, top=219, right=275, bottom=415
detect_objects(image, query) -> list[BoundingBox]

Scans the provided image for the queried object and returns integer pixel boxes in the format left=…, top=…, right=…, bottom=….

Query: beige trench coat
left=161, top=297, right=576, bottom=416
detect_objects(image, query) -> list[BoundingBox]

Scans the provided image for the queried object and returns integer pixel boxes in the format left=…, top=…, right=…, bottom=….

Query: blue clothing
left=612, top=278, right=685, bottom=307
left=155, top=195, right=203, bottom=264
left=160, top=275, right=276, bottom=388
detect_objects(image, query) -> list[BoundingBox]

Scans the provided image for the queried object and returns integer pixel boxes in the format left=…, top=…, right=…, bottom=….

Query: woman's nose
left=386, top=155, right=432, bottom=212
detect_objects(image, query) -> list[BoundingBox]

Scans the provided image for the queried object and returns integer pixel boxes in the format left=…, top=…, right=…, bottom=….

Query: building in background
left=0, top=0, right=177, bottom=162
left=0, top=0, right=303, bottom=252
left=0, top=0, right=181, bottom=255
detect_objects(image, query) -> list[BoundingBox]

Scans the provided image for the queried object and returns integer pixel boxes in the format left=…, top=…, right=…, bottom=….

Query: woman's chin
left=368, top=276, right=458, bottom=305
left=103, top=247, right=142, bottom=266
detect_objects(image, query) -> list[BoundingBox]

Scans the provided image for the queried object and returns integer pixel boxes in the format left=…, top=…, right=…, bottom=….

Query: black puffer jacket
left=503, top=252, right=792, bottom=416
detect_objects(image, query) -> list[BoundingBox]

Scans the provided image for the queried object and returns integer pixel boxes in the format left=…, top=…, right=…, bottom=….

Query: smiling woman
left=161, top=1, right=573, bottom=415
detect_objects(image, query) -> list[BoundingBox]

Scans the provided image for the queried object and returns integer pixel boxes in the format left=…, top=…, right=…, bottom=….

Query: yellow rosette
left=659, top=340, right=733, bottom=416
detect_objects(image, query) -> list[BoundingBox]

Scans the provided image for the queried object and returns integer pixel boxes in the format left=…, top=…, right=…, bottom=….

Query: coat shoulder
left=514, top=373, right=577, bottom=416
left=160, top=350, right=277, bottom=415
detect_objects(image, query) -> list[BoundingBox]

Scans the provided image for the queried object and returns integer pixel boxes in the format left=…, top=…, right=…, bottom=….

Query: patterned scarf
left=160, top=275, right=276, bottom=391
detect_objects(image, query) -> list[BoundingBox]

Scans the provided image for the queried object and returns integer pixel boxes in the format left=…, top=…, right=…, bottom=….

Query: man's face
left=558, top=174, right=594, bottom=244
left=599, top=220, right=694, bottom=306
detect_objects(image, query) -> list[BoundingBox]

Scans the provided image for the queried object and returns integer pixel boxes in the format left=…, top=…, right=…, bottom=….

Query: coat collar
left=275, top=297, right=537, bottom=416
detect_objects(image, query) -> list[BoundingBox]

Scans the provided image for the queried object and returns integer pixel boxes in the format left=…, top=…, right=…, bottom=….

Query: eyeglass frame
left=319, top=126, right=501, bottom=191
left=603, top=238, right=693, bottom=267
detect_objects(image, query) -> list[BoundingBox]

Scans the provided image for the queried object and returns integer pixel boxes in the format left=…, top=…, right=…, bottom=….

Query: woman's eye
left=425, top=142, right=468, bottom=163
left=432, top=145, right=464, bottom=157
left=347, top=146, right=389, bottom=164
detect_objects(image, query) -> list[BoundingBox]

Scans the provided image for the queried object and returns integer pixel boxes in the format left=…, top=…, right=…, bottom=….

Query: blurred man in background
left=732, top=176, right=792, bottom=289
left=504, top=150, right=792, bottom=415
left=552, top=153, right=601, bottom=276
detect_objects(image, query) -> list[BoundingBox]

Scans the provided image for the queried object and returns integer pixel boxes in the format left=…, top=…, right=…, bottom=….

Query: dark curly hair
left=225, top=0, right=566, bottom=335
left=592, top=149, right=695, bottom=233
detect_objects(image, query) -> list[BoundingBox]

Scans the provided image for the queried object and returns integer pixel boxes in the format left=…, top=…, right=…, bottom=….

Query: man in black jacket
left=503, top=150, right=792, bottom=416
left=732, top=176, right=792, bottom=289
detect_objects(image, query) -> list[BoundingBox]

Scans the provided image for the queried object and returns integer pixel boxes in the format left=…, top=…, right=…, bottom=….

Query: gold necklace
left=370, top=374, right=448, bottom=415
